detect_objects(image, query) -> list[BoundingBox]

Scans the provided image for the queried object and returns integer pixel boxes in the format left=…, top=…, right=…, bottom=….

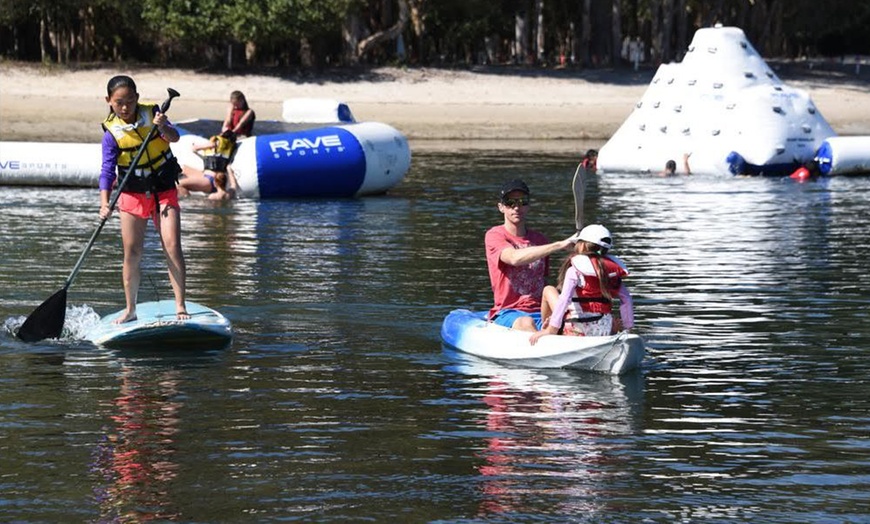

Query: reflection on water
left=1, top=150, right=870, bottom=521
left=90, top=363, right=182, bottom=522
left=447, top=352, right=643, bottom=519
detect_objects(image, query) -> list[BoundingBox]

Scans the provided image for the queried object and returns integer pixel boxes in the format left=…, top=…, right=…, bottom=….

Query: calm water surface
left=2, top=148, right=870, bottom=522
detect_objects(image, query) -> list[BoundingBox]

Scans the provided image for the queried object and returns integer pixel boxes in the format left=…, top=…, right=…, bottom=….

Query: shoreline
left=2, top=62, right=870, bottom=150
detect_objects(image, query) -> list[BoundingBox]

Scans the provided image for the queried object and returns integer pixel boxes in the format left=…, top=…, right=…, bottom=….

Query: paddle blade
left=17, top=288, right=68, bottom=342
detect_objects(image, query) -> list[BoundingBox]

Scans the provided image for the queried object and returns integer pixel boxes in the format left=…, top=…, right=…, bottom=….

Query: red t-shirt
left=485, top=225, right=550, bottom=319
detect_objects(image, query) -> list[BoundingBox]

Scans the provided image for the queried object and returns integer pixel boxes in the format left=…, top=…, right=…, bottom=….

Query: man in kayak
left=485, top=179, right=577, bottom=332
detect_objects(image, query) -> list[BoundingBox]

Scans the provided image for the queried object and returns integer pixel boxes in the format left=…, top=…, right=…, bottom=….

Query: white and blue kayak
left=441, top=309, right=644, bottom=375
left=86, top=300, right=232, bottom=350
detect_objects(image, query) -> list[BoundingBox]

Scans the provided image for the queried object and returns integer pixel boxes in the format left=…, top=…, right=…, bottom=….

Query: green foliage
left=1, top=0, right=869, bottom=65
left=140, top=0, right=222, bottom=42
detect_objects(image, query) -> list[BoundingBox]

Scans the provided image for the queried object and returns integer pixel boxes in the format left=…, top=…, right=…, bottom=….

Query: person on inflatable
left=178, top=130, right=240, bottom=200
left=529, top=224, right=635, bottom=344
left=221, top=91, right=255, bottom=138
left=789, top=159, right=821, bottom=182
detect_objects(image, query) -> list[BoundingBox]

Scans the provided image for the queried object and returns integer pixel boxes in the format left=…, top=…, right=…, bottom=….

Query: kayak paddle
left=17, top=88, right=181, bottom=342
left=572, top=161, right=587, bottom=232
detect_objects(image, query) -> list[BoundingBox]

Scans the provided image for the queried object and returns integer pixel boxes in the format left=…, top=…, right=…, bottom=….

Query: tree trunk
left=661, top=0, right=674, bottom=62
left=381, top=0, right=393, bottom=28
left=676, top=0, right=687, bottom=61
left=39, top=13, right=49, bottom=63
left=535, top=0, right=545, bottom=63
left=342, top=11, right=364, bottom=65
left=650, top=0, right=661, bottom=65
left=569, top=21, right=577, bottom=64
left=300, top=37, right=313, bottom=67
left=408, top=0, right=427, bottom=63
left=770, top=0, right=784, bottom=56
left=356, top=0, right=410, bottom=62
left=707, top=0, right=726, bottom=27
left=514, top=9, right=529, bottom=64
left=245, top=41, right=256, bottom=64
left=581, top=0, right=592, bottom=66
left=611, top=0, right=622, bottom=67
left=751, top=0, right=771, bottom=54
left=80, top=6, right=95, bottom=61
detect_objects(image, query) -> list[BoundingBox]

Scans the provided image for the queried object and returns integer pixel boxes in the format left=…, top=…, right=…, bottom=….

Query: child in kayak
left=530, top=224, right=634, bottom=344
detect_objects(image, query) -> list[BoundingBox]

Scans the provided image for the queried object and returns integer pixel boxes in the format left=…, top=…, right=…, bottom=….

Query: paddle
left=17, top=88, right=181, bottom=342
left=572, top=162, right=588, bottom=231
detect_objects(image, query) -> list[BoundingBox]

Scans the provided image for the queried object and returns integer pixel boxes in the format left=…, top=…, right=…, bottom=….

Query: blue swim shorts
left=491, top=309, right=543, bottom=330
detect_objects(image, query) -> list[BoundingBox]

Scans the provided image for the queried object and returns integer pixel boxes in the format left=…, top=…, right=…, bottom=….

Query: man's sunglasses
left=501, top=197, right=530, bottom=208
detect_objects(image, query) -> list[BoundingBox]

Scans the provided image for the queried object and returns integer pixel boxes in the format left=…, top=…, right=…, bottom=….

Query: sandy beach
left=2, top=62, right=870, bottom=151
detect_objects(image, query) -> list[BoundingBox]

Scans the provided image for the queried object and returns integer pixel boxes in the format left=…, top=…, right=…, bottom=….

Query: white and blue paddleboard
left=86, top=300, right=233, bottom=349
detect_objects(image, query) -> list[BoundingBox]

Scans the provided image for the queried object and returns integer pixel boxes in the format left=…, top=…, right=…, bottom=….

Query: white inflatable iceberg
left=599, top=25, right=838, bottom=177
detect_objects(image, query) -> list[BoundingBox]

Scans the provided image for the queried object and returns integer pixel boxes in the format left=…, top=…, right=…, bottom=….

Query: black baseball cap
left=499, top=179, right=530, bottom=201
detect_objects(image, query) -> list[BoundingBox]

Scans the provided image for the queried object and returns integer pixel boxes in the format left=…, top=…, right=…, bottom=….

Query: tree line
left=1, top=0, right=868, bottom=70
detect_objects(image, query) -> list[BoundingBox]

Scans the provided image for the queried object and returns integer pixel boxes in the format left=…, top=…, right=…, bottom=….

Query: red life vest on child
left=569, top=255, right=628, bottom=315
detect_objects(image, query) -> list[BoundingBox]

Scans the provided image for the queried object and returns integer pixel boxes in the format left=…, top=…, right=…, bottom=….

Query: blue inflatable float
left=174, top=118, right=411, bottom=198
left=0, top=99, right=412, bottom=198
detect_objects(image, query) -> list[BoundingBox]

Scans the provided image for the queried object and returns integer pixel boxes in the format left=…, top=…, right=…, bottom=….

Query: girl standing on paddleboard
left=99, top=75, right=189, bottom=324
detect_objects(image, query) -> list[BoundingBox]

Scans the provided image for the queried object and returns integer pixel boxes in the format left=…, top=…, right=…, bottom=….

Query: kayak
left=440, top=309, right=644, bottom=375
left=86, top=300, right=233, bottom=350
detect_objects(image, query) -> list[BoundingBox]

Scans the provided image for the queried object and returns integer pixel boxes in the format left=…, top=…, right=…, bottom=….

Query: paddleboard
left=86, top=300, right=233, bottom=349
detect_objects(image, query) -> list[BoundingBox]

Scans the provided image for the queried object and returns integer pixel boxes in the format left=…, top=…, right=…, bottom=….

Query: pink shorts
left=118, top=189, right=179, bottom=220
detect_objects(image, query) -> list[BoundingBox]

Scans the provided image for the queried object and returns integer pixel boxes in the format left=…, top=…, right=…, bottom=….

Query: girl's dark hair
left=106, top=75, right=137, bottom=96
left=230, top=90, right=249, bottom=110
left=557, top=241, right=613, bottom=303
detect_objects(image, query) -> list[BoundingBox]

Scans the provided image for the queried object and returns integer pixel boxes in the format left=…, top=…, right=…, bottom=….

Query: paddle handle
left=62, top=88, right=180, bottom=290
left=572, top=162, right=587, bottom=231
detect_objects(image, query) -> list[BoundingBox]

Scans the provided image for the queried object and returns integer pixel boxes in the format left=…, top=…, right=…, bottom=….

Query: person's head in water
left=664, top=159, right=677, bottom=174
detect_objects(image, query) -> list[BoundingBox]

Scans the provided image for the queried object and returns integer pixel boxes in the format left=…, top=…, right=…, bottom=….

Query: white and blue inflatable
left=174, top=121, right=410, bottom=198
left=0, top=98, right=411, bottom=196
left=815, top=136, right=870, bottom=176
left=0, top=141, right=102, bottom=186
left=598, top=25, right=869, bottom=177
